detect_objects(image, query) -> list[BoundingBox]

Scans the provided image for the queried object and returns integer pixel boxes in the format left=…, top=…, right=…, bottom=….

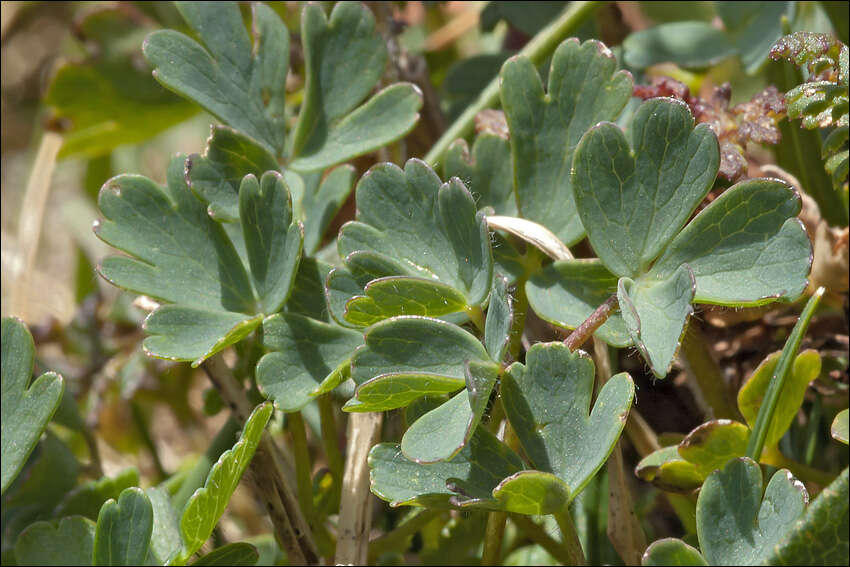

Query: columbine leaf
left=344, top=277, right=469, bottom=326
left=716, top=1, right=795, bottom=73
left=636, top=420, right=749, bottom=493
left=573, top=98, right=719, bottom=278
left=486, top=471, right=571, bottom=516
left=650, top=179, right=811, bottom=306
left=737, top=350, right=821, bottom=449
left=641, top=538, right=707, bottom=566
left=338, top=159, right=493, bottom=312
left=326, top=252, right=411, bottom=328
left=368, top=428, right=525, bottom=509
left=526, top=259, right=631, bottom=347
left=767, top=467, right=849, bottom=565
left=147, top=486, right=183, bottom=566
left=500, top=38, right=632, bottom=245
left=697, top=458, right=807, bottom=566
left=96, top=156, right=253, bottom=313
left=677, top=420, right=750, bottom=479
left=444, top=134, right=517, bottom=216
left=143, top=2, right=288, bottom=155
left=623, top=21, right=736, bottom=69
left=347, top=316, right=492, bottom=412
left=1, top=317, right=64, bottom=494
left=185, top=126, right=279, bottom=223
left=180, top=403, right=273, bottom=560
left=833, top=410, right=849, bottom=445
left=635, top=445, right=705, bottom=493
left=285, top=258, right=334, bottom=321
left=94, top=487, right=154, bottom=566
left=502, top=342, right=634, bottom=499
left=257, top=313, right=363, bottom=412
left=192, top=542, right=259, bottom=566
left=289, top=2, right=421, bottom=171
left=484, top=275, right=513, bottom=364
left=14, top=517, right=96, bottom=567
left=300, top=165, right=355, bottom=255
left=400, top=361, right=499, bottom=463
left=239, top=172, right=303, bottom=313
left=143, top=308, right=263, bottom=368
left=618, top=265, right=696, bottom=378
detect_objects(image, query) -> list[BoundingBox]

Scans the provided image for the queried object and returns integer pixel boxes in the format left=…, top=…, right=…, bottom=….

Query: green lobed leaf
left=1, top=317, right=65, bottom=494
left=484, top=275, right=513, bottom=364
left=192, top=542, right=259, bottom=566
left=284, top=257, right=334, bottom=322
left=180, top=403, right=273, bottom=560
left=142, top=308, right=263, bottom=367
left=46, top=58, right=197, bottom=160
left=4, top=432, right=80, bottom=526
left=650, top=178, right=811, bottom=306
left=717, top=1, right=795, bottom=73
left=238, top=172, right=303, bottom=314
left=444, top=134, right=517, bottom=216
left=832, top=409, right=849, bottom=445
left=147, top=486, right=183, bottom=566
left=368, top=428, right=525, bottom=509
left=143, top=2, right=289, bottom=155
left=526, top=259, right=631, bottom=347
left=618, top=265, right=696, bottom=378
left=767, top=467, right=849, bottom=565
left=339, top=159, right=493, bottom=308
left=301, top=165, right=355, bottom=255
left=635, top=446, right=705, bottom=493
left=400, top=361, right=499, bottom=463
left=289, top=2, right=421, bottom=171
left=96, top=156, right=254, bottom=313
left=737, top=350, right=821, bottom=449
left=573, top=98, right=719, bottom=278
left=677, top=420, right=750, bottom=479
left=696, top=458, right=807, bottom=566
left=502, top=342, right=634, bottom=499
left=623, top=21, right=737, bottom=69
left=14, top=516, right=96, bottom=567
left=641, top=538, right=707, bottom=566
left=257, top=313, right=363, bottom=412
left=344, top=277, right=470, bottom=326
left=325, top=252, right=408, bottom=328
left=486, top=471, right=571, bottom=515
left=185, top=126, right=279, bottom=223
left=347, top=316, right=493, bottom=411
left=500, top=38, right=633, bottom=245
left=94, top=487, right=154, bottom=566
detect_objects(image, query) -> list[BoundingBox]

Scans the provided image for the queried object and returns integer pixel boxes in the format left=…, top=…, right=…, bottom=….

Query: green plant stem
left=367, top=508, right=443, bottom=562
left=423, top=1, right=602, bottom=166
left=510, top=514, right=576, bottom=565
left=288, top=411, right=314, bottom=521
left=564, top=294, right=618, bottom=352
left=746, top=288, right=825, bottom=460
left=553, top=508, right=587, bottom=565
left=203, top=354, right=319, bottom=565
left=318, top=394, right=344, bottom=506
left=482, top=511, right=508, bottom=565
left=466, top=304, right=486, bottom=333
left=679, top=322, right=739, bottom=420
